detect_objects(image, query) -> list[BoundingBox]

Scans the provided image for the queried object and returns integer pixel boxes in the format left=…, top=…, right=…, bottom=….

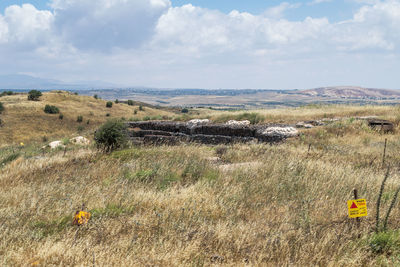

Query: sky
left=0, top=0, right=399, bottom=89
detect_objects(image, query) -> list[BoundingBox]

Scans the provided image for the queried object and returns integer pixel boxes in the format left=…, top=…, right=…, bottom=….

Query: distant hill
left=0, top=74, right=118, bottom=89
left=298, top=86, right=400, bottom=99
left=0, top=91, right=175, bottom=145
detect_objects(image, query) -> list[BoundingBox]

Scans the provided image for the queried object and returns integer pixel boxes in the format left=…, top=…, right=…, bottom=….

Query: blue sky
left=0, top=0, right=360, bottom=21
left=0, top=0, right=399, bottom=89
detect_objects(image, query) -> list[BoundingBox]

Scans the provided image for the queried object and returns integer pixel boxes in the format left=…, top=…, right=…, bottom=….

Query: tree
left=127, top=100, right=134, bottom=106
left=115, top=99, right=119, bottom=104
left=181, top=108, right=189, bottom=113
left=106, top=101, right=113, bottom=108
left=93, top=94, right=98, bottom=99
left=94, top=120, right=127, bottom=152
left=28, top=90, right=42, bottom=101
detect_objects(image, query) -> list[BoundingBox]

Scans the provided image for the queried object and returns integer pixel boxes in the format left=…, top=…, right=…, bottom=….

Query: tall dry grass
left=2, top=113, right=400, bottom=265
left=0, top=91, right=176, bottom=145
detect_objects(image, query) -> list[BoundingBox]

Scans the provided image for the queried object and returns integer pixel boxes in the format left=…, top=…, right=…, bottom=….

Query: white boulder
left=258, top=127, right=299, bottom=137
left=186, top=119, right=210, bottom=129
left=47, top=141, right=65, bottom=149
left=225, top=120, right=251, bottom=126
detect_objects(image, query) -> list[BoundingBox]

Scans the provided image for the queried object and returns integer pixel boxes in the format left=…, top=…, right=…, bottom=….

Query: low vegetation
left=28, top=90, right=42, bottom=101
left=2, top=92, right=400, bottom=265
left=44, top=104, right=60, bottom=114
left=94, top=119, right=127, bottom=152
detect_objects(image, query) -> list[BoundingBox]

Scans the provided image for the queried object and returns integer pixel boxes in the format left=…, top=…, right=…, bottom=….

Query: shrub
left=42, top=136, right=48, bottom=142
left=139, top=105, right=144, bottom=111
left=181, top=108, right=189, bottom=113
left=0, top=91, right=13, bottom=97
left=134, top=110, right=138, bottom=115
left=115, top=99, right=119, bottom=104
left=44, top=105, right=60, bottom=114
left=77, top=125, right=84, bottom=132
left=106, top=113, right=111, bottom=117
left=77, top=115, right=83, bottom=123
left=94, top=120, right=127, bottom=152
left=74, top=92, right=78, bottom=95
left=0, top=102, right=4, bottom=113
left=94, top=94, right=98, bottom=99
left=28, top=90, right=42, bottom=101
left=59, top=113, right=64, bottom=120
left=106, top=101, right=113, bottom=108
left=127, top=100, right=134, bottom=106
left=86, top=120, right=90, bottom=125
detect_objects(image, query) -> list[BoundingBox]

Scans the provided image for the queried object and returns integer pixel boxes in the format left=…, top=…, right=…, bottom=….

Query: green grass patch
left=0, top=152, right=20, bottom=167
left=31, top=215, right=71, bottom=239
left=91, top=204, right=135, bottom=218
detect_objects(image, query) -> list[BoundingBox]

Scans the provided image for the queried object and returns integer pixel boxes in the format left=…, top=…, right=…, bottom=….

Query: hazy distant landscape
left=76, top=86, right=400, bottom=108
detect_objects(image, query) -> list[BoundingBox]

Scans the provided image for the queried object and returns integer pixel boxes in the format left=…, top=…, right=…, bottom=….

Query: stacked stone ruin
left=126, top=120, right=298, bottom=145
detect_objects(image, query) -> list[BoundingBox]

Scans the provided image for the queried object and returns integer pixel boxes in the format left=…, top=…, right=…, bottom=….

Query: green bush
left=28, top=90, right=42, bottom=101
left=0, top=91, right=13, bottom=97
left=139, top=105, right=144, bottom=111
left=77, top=115, right=83, bottom=123
left=0, top=102, right=4, bottom=113
left=94, top=120, right=127, bottom=152
left=59, top=113, right=64, bottom=120
left=127, top=100, right=134, bottom=106
left=77, top=125, right=84, bottom=132
left=181, top=108, right=189, bottom=113
left=44, top=105, right=60, bottom=114
left=369, top=231, right=400, bottom=254
left=115, top=99, right=119, bottom=104
left=106, top=113, right=111, bottom=117
left=94, top=94, right=98, bottom=99
left=106, top=101, right=113, bottom=108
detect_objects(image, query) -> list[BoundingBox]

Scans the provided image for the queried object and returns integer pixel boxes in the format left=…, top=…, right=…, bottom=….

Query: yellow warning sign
left=347, top=199, right=367, bottom=218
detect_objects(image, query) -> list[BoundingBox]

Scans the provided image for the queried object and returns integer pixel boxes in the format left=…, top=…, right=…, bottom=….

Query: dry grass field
left=0, top=91, right=176, bottom=145
left=2, top=93, right=400, bottom=266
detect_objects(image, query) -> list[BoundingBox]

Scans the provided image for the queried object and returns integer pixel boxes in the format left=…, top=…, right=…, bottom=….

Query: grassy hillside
left=0, top=91, right=176, bottom=145
left=2, top=99, right=400, bottom=265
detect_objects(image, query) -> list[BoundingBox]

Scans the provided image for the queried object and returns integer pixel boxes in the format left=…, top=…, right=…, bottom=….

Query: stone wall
left=127, top=121, right=298, bottom=145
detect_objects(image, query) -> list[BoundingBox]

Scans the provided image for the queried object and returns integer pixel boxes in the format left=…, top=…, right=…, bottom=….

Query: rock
left=304, top=124, right=314, bottom=128
left=258, top=126, right=298, bottom=137
left=186, top=119, right=210, bottom=129
left=47, top=141, right=65, bottom=149
left=225, top=120, right=251, bottom=126
left=367, top=119, right=394, bottom=133
left=70, top=136, right=90, bottom=145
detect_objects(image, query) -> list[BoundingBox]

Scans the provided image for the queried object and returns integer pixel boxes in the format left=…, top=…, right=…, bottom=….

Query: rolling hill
left=298, top=86, right=400, bottom=99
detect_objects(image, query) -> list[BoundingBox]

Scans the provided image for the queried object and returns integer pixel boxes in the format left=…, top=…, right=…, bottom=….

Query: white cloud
left=0, top=0, right=400, bottom=88
left=1, top=4, right=53, bottom=46
left=50, top=0, right=170, bottom=51
left=264, top=2, right=302, bottom=19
